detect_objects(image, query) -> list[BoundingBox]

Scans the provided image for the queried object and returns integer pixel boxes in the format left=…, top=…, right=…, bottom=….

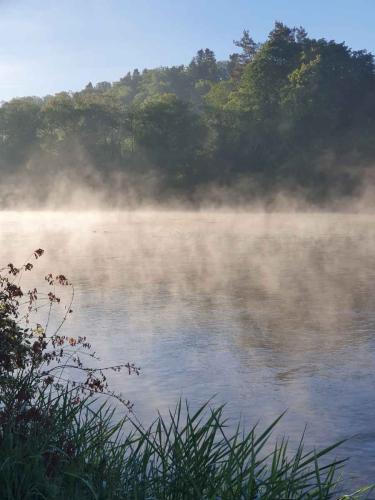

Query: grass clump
left=0, top=390, right=371, bottom=499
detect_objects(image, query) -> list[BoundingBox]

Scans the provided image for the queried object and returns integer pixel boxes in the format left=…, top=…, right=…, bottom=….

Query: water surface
left=1, top=211, right=375, bottom=487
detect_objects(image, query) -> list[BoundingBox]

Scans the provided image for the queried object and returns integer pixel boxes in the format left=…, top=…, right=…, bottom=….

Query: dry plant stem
left=0, top=249, right=139, bottom=413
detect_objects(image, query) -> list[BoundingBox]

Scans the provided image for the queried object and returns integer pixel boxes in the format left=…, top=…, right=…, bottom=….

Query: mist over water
left=1, top=210, right=375, bottom=487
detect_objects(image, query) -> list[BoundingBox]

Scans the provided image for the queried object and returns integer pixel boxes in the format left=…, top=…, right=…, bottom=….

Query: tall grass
left=0, top=380, right=371, bottom=499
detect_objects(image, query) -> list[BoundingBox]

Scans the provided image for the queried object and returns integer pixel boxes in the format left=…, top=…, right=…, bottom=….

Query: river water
left=1, top=211, right=375, bottom=488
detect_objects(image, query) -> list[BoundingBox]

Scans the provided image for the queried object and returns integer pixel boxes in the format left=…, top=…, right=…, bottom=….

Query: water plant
left=0, top=388, right=372, bottom=499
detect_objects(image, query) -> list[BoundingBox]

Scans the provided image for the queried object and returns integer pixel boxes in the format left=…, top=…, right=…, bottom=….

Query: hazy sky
left=0, top=0, right=374, bottom=101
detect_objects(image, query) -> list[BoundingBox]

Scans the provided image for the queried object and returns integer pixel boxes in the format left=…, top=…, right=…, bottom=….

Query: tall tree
left=189, top=49, right=219, bottom=82
left=0, top=98, right=42, bottom=168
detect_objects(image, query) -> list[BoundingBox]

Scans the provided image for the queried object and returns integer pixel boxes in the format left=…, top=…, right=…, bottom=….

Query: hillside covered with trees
left=1, top=22, right=375, bottom=206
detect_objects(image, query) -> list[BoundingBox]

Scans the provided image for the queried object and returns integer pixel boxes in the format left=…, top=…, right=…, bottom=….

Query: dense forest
left=1, top=22, right=375, bottom=207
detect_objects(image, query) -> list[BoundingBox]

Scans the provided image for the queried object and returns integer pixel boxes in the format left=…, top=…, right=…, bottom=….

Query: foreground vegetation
left=2, top=387, right=370, bottom=500
left=0, top=253, right=372, bottom=498
left=1, top=22, right=375, bottom=205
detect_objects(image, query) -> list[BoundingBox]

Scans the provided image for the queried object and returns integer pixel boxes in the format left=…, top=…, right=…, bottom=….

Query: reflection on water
left=1, top=211, right=375, bottom=487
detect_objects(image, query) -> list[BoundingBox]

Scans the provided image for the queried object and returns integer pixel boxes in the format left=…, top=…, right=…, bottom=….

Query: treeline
left=1, top=22, right=375, bottom=205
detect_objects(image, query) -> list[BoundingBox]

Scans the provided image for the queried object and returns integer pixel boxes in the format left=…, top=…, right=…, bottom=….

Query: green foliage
left=229, top=30, right=258, bottom=80
left=0, top=98, right=42, bottom=169
left=133, top=93, right=206, bottom=187
left=0, top=383, right=129, bottom=499
left=1, top=22, right=375, bottom=204
left=0, top=389, right=371, bottom=499
left=188, top=48, right=220, bottom=83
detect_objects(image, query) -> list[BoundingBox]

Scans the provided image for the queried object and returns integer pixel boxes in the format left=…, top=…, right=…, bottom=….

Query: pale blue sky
left=0, top=0, right=374, bottom=101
